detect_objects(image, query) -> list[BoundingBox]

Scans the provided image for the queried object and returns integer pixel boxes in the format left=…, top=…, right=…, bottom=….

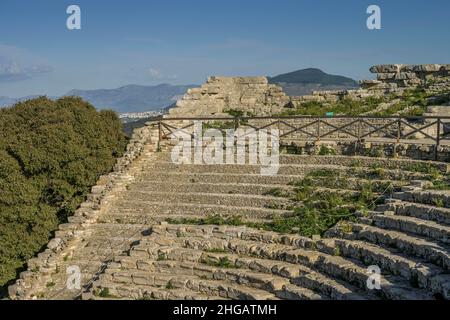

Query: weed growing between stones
left=404, top=163, right=442, bottom=178
left=428, top=175, right=450, bottom=190
left=263, top=188, right=291, bottom=198
left=202, top=256, right=237, bottom=269
left=165, top=282, right=175, bottom=290
left=365, top=146, right=384, bottom=158
left=276, top=88, right=447, bottom=118
left=318, top=145, right=337, bottom=155
left=432, top=198, right=445, bottom=208
left=166, top=168, right=389, bottom=237
left=157, top=253, right=168, bottom=261
left=166, top=163, right=444, bottom=238
left=202, top=121, right=235, bottom=132
left=94, top=287, right=116, bottom=298
left=281, top=144, right=303, bottom=155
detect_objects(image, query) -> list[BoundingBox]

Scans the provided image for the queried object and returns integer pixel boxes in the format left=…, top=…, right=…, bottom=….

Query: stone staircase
left=9, top=136, right=450, bottom=300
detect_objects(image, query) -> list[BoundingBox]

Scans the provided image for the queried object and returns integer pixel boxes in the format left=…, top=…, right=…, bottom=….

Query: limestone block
left=377, top=73, right=396, bottom=80
left=359, top=80, right=382, bottom=86
left=394, top=72, right=418, bottom=80
left=426, top=105, right=450, bottom=115
left=187, top=88, right=203, bottom=94
left=370, top=64, right=404, bottom=73
left=412, top=64, right=442, bottom=72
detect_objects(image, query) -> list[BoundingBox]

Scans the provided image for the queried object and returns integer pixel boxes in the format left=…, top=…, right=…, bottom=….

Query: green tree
left=0, top=97, right=127, bottom=291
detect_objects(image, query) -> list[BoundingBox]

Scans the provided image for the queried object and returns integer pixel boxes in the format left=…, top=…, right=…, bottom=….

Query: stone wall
left=168, top=76, right=290, bottom=117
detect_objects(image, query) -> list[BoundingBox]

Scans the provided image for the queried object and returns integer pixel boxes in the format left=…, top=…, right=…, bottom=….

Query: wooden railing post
left=357, top=118, right=361, bottom=142
left=157, top=119, right=162, bottom=152
left=394, top=118, right=401, bottom=158
left=355, top=118, right=361, bottom=156
left=435, top=118, right=441, bottom=161
left=234, top=116, right=240, bottom=130
left=317, top=118, right=321, bottom=142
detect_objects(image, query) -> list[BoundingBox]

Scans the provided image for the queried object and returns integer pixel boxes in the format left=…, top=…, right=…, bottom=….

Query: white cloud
left=148, top=67, right=161, bottom=78
left=0, top=44, right=53, bottom=82
left=145, top=67, right=178, bottom=81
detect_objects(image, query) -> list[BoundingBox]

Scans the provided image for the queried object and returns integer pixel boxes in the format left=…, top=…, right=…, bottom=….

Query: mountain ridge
left=0, top=68, right=359, bottom=111
left=65, top=83, right=197, bottom=113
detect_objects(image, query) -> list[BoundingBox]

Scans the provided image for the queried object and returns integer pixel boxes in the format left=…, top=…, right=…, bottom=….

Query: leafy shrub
left=0, top=97, right=127, bottom=289
left=318, top=145, right=336, bottom=155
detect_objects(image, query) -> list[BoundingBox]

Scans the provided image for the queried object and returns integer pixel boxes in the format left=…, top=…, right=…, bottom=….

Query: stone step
left=276, top=284, right=324, bottom=300
left=122, top=253, right=322, bottom=300
left=148, top=162, right=429, bottom=179
left=100, top=215, right=272, bottom=228
left=123, top=233, right=369, bottom=300
left=119, top=242, right=368, bottom=300
left=229, top=239, right=432, bottom=300
left=155, top=153, right=449, bottom=173
left=350, top=224, right=450, bottom=270
left=379, top=200, right=450, bottom=225
left=115, top=192, right=293, bottom=209
left=393, top=190, right=450, bottom=208
left=279, top=156, right=448, bottom=173
left=129, top=182, right=293, bottom=196
left=93, top=270, right=278, bottom=300
left=134, top=179, right=402, bottom=196
left=158, top=233, right=430, bottom=300
left=104, top=202, right=288, bottom=220
left=316, top=238, right=448, bottom=297
left=371, top=213, right=450, bottom=244
left=137, top=172, right=305, bottom=185
left=153, top=222, right=449, bottom=297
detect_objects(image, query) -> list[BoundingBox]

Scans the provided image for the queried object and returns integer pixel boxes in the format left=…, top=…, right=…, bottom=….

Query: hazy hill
left=65, top=84, right=197, bottom=113
left=269, top=68, right=358, bottom=96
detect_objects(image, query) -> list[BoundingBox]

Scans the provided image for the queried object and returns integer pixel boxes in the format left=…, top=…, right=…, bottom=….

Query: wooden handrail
left=149, top=115, right=449, bottom=160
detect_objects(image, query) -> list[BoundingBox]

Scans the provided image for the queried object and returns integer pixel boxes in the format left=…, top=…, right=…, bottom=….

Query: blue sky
left=0, top=0, right=449, bottom=97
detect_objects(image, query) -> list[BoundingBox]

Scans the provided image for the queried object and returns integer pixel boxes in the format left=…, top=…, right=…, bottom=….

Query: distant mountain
left=269, top=68, right=358, bottom=96
left=65, top=84, right=196, bottom=113
left=0, top=84, right=195, bottom=113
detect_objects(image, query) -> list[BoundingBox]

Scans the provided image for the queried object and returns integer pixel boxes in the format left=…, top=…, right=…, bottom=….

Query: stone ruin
left=167, top=65, right=450, bottom=117
left=361, top=64, right=450, bottom=92
left=168, top=76, right=290, bottom=117
left=8, top=64, right=450, bottom=300
left=292, top=64, right=450, bottom=106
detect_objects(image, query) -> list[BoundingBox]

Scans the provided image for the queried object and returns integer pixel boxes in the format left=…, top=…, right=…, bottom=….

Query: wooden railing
left=148, top=115, right=450, bottom=160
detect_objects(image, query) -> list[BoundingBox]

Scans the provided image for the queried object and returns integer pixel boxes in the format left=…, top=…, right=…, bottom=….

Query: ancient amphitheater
left=9, top=64, right=450, bottom=300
